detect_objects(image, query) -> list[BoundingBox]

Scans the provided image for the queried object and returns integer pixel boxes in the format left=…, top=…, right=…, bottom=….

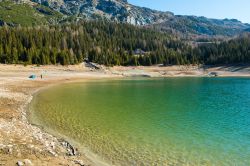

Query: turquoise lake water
left=30, top=78, right=250, bottom=165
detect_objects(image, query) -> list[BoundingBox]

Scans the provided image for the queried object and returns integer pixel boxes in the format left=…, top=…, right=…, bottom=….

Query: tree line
left=195, top=34, right=250, bottom=65
left=0, top=21, right=249, bottom=66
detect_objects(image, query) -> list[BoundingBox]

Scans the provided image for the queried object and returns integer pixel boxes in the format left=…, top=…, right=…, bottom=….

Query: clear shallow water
left=30, top=78, right=250, bottom=165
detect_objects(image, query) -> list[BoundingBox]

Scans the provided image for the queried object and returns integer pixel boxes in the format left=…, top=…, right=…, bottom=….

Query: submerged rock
left=61, top=140, right=78, bottom=156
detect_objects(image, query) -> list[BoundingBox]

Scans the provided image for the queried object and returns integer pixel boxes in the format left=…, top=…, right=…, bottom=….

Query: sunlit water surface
left=30, top=78, right=250, bottom=165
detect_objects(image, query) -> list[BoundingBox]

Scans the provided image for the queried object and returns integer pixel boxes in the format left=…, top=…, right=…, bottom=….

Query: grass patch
left=0, top=0, right=63, bottom=26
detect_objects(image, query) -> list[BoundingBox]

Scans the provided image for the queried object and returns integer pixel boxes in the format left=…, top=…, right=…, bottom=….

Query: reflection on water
left=30, top=78, right=250, bottom=165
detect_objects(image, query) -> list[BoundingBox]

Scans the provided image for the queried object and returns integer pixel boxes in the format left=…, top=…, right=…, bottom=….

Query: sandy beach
left=0, top=63, right=250, bottom=166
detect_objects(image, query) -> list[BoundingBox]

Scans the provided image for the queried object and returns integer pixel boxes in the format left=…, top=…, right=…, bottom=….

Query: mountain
left=0, top=0, right=250, bottom=36
left=30, top=0, right=173, bottom=25
left=152, top=17, right=250, bottom=37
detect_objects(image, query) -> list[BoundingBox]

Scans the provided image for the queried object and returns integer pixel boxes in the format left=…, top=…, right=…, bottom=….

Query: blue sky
left=128, top=0, right=250, bottom=23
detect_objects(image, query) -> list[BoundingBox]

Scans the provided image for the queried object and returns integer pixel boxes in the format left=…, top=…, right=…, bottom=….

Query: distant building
left=133, top=49, right=146, bottom=56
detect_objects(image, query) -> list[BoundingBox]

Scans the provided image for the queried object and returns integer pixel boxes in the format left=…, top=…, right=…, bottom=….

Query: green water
left=30, top=78, right=250, bottom=166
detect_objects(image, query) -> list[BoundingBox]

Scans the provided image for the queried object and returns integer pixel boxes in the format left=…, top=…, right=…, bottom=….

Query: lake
left=29, top=78, right=250, bottom=165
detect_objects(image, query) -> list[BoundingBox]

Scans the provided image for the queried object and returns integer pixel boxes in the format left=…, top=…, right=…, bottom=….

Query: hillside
left=0, top=0, right=249, bottom=36
left=0, top=0, right=63, bottom=26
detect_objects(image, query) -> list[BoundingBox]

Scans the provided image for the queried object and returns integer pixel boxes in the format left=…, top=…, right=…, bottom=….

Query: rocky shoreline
left=0, top=78, right=93, bottom=166
left=0, top=64, right=118, bottom=166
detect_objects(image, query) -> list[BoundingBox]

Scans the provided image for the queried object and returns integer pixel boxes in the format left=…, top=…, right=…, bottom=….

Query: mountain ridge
left=0, top=0, right=249, bottom=37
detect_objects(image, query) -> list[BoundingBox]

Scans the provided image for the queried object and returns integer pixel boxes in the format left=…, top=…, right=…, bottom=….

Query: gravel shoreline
left=0, top=64, right=118, bottom=166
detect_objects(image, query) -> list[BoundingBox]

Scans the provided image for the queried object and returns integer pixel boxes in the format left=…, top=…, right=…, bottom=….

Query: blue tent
left=29, top=75, right=36, bottom=79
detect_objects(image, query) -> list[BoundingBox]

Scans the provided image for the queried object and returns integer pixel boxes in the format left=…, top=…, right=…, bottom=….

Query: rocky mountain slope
left=152, top=16, right=250, bottom=37
left=0, top=0, right=250, bottom=36
left=31, top=0, right=173, bottom=25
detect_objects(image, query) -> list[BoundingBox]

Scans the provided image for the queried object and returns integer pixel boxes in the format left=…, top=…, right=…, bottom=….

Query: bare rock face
left=25, top=0, right=249, bottom=36
left=30, top=0, right=173, bottom=25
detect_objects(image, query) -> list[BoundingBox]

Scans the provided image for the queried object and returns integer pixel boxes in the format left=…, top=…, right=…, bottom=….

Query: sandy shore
left=0, top=63, right=250, bottom=166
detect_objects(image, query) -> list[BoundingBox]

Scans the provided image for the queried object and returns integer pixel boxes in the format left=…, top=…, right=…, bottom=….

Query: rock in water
left=61, top=140, right=78, bottom=156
